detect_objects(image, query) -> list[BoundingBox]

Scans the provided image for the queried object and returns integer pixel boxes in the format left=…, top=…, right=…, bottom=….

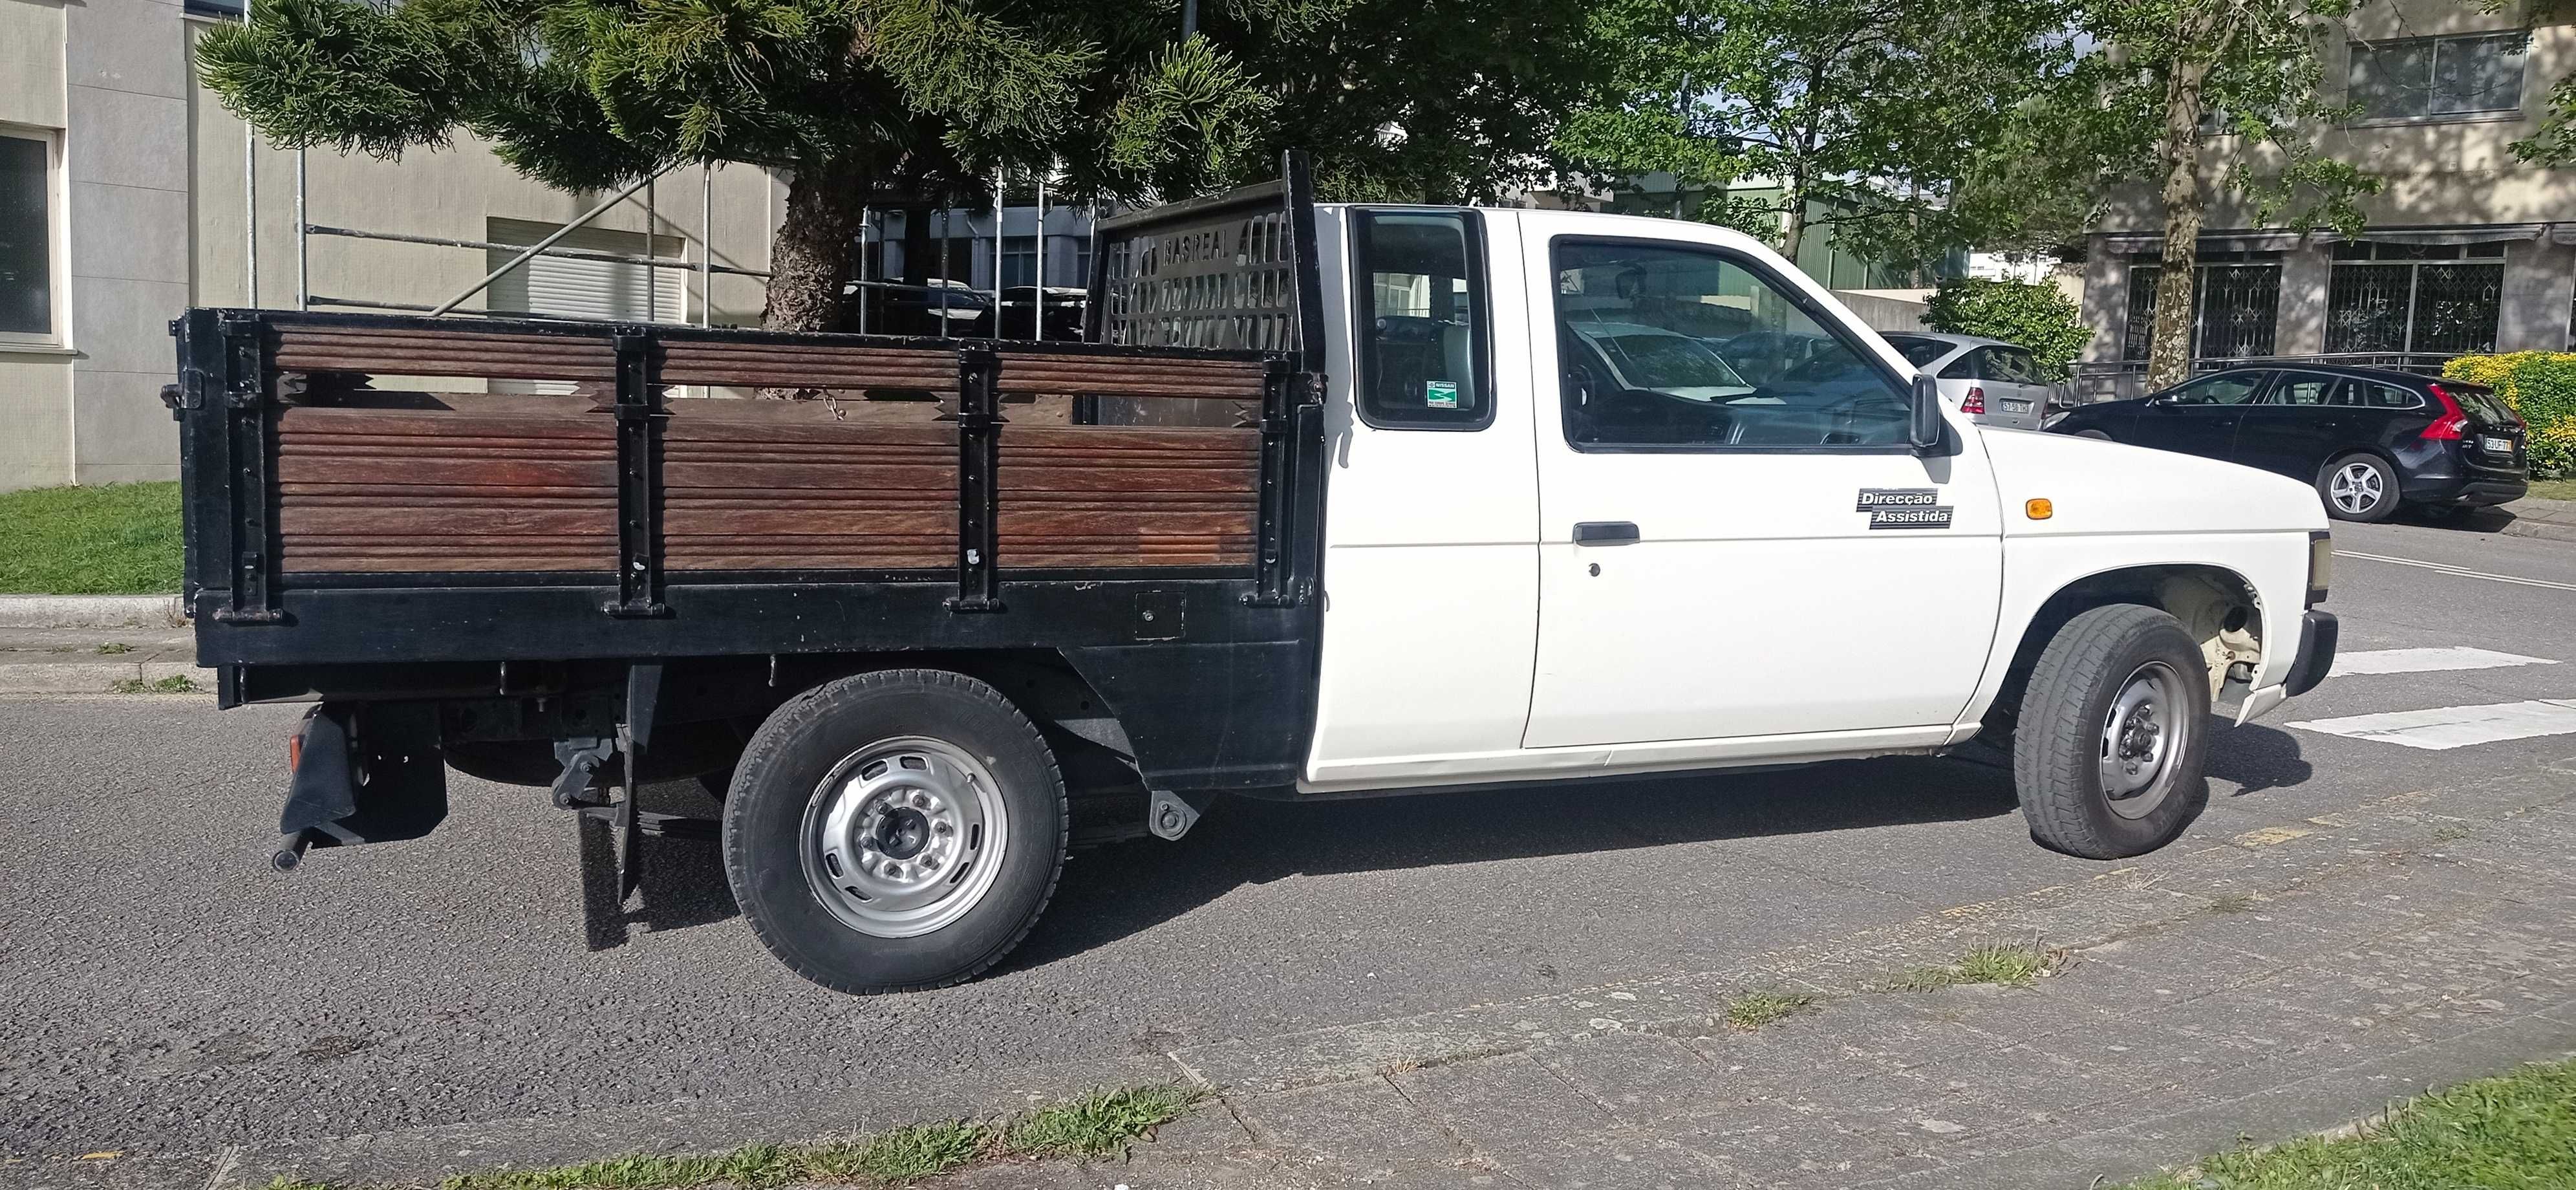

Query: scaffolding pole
left=645, top=176, right=656, bottom=323
left=1033, top=173, right=1046, bottom=342
left=294, top=148, right=308, bottom=310
left=856, top=206, right=872, bottom=336
left=992, top=167, right=1005, bottom=336
left=700, top=164, right=713, bottom=327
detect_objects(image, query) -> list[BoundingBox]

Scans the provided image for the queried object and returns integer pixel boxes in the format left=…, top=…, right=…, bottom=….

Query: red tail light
left=1961, top=385, right=1986, bottom=415
left=288, top=732, right=304, bottom=772
left=2421, top=384, right=2467, bottom=441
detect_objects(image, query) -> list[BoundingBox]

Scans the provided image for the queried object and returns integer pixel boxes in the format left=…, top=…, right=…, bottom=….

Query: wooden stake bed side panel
left=272, top=397, right=1260, bottom=576
left=276, top=400, right=617, bottom=573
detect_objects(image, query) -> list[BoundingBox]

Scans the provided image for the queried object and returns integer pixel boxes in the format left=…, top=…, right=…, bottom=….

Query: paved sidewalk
left=2493, top=493, right=2576, bottom=543
left=93, top=759, right=2570, bottom=1190
left=0, top=626, right=207, bottom=694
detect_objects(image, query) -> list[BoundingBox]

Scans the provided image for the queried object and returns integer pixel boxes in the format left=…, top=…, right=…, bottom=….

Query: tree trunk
left=1779, top=188, right=1807, bottom=263
left=762, top=158, right=870, bottom=334
left=2146, top=54, right=2215, bottom=392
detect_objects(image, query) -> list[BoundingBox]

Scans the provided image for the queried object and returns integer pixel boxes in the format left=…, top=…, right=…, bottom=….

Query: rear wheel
left=723, top=669, right=1067, bottom=993
left=2011, top=605, right=2211, bottom=859
left=2320, top=453, right=2398, bottom=522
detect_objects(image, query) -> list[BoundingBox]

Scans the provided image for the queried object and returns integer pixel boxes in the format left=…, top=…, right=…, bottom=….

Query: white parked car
left=1884, top=332, right=2060, bottom=431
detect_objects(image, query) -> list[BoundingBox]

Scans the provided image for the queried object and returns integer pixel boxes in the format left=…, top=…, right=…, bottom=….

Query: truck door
left=1302, top=207, right=1547, bottom=789
left=1520, top=222, right=2004, bottom=748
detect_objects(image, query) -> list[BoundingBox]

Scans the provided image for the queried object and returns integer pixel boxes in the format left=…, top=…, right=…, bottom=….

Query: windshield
left=1596, top=333, right=1748, bottom=390
left=1882, top=335, right=1954, bottom=367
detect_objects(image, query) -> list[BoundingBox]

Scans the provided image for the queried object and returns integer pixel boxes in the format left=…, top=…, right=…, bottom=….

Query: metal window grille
left=2123, top=261, right=2281, bottom=360
left=2326, top=255, right=2500, bottom=355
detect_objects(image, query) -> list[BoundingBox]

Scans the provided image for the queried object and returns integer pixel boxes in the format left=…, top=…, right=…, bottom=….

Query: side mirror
left=1909, top=373, right=1944, bottom=452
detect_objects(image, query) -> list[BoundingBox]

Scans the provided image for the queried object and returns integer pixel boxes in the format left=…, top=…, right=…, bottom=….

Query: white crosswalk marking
left=2328, top=647, right=2559, bottom=678
left=2335, top=550, right=2576, bottom=592
left=2288, top=700, right=2576, bottom=750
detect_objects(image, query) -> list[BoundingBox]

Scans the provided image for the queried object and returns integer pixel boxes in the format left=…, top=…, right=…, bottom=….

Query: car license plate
left=2001, top=399, right=2032, bottom=413
left=2480, top=435, right=2514, bottom=454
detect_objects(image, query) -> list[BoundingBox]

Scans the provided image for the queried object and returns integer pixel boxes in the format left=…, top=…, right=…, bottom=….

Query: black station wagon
left=2048, top=364, right=2528, bottom=522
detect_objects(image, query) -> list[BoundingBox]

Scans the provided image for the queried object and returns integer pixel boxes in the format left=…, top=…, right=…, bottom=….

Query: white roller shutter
left=488, top=218, right=686, bottom=393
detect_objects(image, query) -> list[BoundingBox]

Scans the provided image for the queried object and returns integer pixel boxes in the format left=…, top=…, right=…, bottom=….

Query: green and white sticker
left=1425, top=380, right=1459, bottom=409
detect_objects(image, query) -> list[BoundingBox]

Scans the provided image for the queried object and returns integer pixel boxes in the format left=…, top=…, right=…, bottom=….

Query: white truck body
left=1304, top=207, right=2328, bottom=792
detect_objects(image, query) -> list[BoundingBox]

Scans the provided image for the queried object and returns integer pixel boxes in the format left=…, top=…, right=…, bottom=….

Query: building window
left=0, top=128, right=60, bottom=343
left=1000, top=236, right=1038, bottom=288
left=2122, top=254, right=2280, bottom=362
left=2348, top=32, right=2528, bottom=122
left=2325, top=241, right=2503, bottom=357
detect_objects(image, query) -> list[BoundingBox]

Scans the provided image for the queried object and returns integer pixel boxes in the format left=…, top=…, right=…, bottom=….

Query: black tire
left=2010, top=605, right=2211, bottom=859
left=722, top=669, right=1067, bottom=993
left=2319, top=452, right=2398, bottom=523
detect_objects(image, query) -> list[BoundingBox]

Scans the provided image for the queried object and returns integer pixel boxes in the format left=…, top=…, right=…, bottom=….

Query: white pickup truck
left=176, top=157, right=2337, bottom=994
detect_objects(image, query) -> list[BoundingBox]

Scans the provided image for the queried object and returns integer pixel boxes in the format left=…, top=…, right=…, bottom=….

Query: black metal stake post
left=615, top=662, right=663, bottom=900
left=213, top=312, right=285, bottom=624
left=605, top=330, right=670, bottom=618
left=1247, top=355, right=1296, bottom=607
left=949, top=344, right=1006, bottom=612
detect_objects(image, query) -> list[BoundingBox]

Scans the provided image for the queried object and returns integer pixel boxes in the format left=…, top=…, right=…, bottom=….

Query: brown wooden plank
left=277, top=456, right=621, bottom=488
left=279, top=506, right=612, bottom=537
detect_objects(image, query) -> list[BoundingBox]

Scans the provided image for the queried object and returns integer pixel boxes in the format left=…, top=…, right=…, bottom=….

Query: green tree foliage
left=2065, top=0, right=2376, bottom=388
left=1924, top=278, right=2092, bottom=380
left=198, top=0, right=1606, bottom=332
left=1553, top=0, right=2079, bottom=268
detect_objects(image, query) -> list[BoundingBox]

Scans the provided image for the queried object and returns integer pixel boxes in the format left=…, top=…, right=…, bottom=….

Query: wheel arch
left=1979, top=562, right=2265, bottom=739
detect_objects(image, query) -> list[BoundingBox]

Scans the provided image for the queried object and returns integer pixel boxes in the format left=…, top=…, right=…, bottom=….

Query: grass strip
left=249, top=1083, right=1198, bottom=1190
left=1883, top=942, right=2065, bottom=991
left=2109, top=1057, right=2576, bottom=1189
left=1721, top=990, right=1818, bottom=1031
left=0, top=482, right=183, bottom=594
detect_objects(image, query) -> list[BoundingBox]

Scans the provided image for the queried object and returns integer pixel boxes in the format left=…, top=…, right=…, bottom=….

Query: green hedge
left=2443, top=352, right=2576, bottom=479
left=1922, top=278, right=2092, bottom=381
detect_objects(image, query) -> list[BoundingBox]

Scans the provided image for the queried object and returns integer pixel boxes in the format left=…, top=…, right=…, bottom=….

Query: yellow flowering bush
left=2442, top=352, right=2576, bottom=477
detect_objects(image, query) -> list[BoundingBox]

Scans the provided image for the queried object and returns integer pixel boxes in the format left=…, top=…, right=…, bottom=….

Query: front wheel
left=723, top=669, right=1068, bottom=993
left=2011, top=605, right=2211, bottom=859
left=2320, top=453, right=2398, bottom=522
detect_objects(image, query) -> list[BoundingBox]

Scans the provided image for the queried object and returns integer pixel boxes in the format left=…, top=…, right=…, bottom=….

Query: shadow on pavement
left=1006, top=754, right=2023, bottom=973
left=568, top=729, right=2315, bottom=968
left=2388, top=504, right=2514, bottom=533
left=582, top=780, right=736, bottom=950
left=2207, top=721, right=2314, bottom=796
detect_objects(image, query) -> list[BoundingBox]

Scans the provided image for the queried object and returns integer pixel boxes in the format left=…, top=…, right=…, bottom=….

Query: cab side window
left=1553, top=239, right=1909, bottom=449
left=2272, top=375, right=2340, bottom=406
left=1353, top=210, right=1490, bottom=429
left=2162, top=374, right=2266, bottom=406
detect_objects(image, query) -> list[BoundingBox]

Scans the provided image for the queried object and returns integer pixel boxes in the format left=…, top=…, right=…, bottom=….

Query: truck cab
left=1304, top=204, right=2330, bottom=792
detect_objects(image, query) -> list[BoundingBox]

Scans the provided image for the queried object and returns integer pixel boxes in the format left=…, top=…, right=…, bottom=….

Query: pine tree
left=199, top=0, right=1605, bottom=332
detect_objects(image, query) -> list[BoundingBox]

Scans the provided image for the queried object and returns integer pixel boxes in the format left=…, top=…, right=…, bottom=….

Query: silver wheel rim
left=2098, top=661, right=2186, bottom=819
left=799, top=736, right=1007, bottom=938
left=2328, top=461, right=2384, bottom=515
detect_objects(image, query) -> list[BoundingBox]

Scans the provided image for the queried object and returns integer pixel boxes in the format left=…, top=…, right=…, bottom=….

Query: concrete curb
left=2498, top=517, right=2576, bottom=545
left=0, top=594, right=188, bottom=629
left=0, top=660, right=212, bottom=695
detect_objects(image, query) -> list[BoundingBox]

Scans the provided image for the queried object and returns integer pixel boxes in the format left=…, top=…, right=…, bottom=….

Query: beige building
left=2080, top=0, right=2576, bottom=398
left=0, top=0, right=787, bottom=492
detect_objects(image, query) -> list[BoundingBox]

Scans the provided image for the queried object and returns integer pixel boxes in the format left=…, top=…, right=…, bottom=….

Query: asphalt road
left=5, top=511, right=2573, bottom=1167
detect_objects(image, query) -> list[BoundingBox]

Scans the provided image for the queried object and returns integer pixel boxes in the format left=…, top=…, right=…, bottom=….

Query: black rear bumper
left=2284, top=611, right=2338, bottom=697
